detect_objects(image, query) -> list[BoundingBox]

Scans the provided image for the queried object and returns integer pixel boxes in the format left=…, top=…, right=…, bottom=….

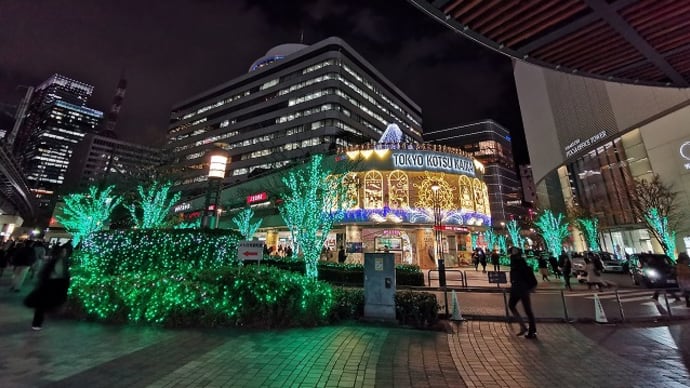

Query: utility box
left=363, top=252, right=396, bottom=321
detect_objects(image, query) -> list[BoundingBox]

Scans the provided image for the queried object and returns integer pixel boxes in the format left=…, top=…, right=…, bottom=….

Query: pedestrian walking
left=585, top=254, right=607, bottom=291
left=10, top=240, right=36, bottom=292
left=24, top=241, right=72, bottom=331
left=29, top=240, right=47, bottom=279
left=548, top=252, right=561, bottom=279
left=559, top=252, right=573, bottom=291
left=478, top=248, right=487, bottom=273
left=508, top=247, right=538, bottom=338
left=490, top=249, right=500, bottom=272
left=538, top=254, right=550, bottom=282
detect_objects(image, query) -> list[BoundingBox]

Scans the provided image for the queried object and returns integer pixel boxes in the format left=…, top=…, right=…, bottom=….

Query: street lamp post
left=431, top=183, right=449, bottom=318
left=202, top=149, right=229, bottom=229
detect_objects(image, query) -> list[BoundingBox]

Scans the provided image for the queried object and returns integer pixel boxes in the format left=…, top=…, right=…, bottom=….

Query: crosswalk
left=567, top=289, right=659, bottom=304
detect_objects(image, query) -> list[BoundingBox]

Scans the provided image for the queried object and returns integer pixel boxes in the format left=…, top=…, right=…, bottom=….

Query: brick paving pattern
left=1, top=272, right=689, bottom=387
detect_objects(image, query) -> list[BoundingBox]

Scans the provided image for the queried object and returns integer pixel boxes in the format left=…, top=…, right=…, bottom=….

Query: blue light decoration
left=340, top=207, right=490, bottom=226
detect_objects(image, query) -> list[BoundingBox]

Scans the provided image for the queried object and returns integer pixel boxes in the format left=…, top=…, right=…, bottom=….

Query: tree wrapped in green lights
left=471, top=233, right=479, bottom=251
left=56, top=185, right=122, bottom=246
left=483, top=227, right=497, bottom=251
left=279, top=155, right=350, bottom=278
left=125, top=181, right=181, bottom=229
left=535, top=210, right=570, bottom=257
left=644, top=207, right=677, bottom=258
left=497, top=235, right=508, bottom=254
left=506, top=220, right=523, bottom=250
left=576, top=217, right=600, bottom=252
left=231, top=207, right=263, bottom=240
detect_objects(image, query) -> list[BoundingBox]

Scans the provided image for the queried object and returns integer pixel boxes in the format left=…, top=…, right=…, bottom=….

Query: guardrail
left=421, top=287, right=690, bottom=324
left=427, top=269, right=466, bottom=288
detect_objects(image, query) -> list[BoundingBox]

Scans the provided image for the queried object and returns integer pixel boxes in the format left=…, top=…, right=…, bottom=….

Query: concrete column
left=265, top=229, right=279, bottom=251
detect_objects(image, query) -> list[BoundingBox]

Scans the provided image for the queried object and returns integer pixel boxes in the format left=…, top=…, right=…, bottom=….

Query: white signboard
left=237, top=240, right=263, bottom=261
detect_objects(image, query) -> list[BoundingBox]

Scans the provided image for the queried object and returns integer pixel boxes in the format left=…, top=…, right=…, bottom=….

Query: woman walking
left=508, top=247, right=538, bottom=339
left=24, top=241, right=72, bottom=331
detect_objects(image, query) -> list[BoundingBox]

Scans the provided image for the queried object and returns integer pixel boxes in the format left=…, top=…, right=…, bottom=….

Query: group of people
left=1, top=238, right=73, bottom=331
left=471, top=248, right=501, bottom=273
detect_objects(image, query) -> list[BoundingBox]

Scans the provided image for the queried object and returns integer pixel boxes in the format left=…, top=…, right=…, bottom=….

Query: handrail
left=427, top=269, right=465, bottom=287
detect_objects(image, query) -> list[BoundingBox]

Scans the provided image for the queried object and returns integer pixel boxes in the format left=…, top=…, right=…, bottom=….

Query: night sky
left=0, top=0, right=528, bottom=163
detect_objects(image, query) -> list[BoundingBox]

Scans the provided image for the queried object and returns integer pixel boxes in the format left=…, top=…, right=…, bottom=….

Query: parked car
left=599, top=252, right=627, bottom=273
left=570, top=253, right=587, bottom=283
left=628, top=253, right=676, bottom=288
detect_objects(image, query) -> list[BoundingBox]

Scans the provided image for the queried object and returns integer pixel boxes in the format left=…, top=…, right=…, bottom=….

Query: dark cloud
left=0, top=0, right=527, bottom=162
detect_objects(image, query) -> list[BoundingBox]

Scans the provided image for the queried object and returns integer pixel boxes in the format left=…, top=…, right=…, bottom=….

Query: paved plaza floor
left=1, top=273, right=690, bottom=387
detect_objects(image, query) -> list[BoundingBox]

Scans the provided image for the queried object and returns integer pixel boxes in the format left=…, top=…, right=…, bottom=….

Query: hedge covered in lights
left=67, top=229, right=438, bottom=328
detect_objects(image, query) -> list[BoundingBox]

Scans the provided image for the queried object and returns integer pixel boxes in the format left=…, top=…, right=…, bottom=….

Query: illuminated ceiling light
left=360, top=149, right=374, bottom=159
left=346, top=150, right=360, bottom=160
left=374, top=149, right=389, bottom=158
left=476, top=219, right=484, bottom=226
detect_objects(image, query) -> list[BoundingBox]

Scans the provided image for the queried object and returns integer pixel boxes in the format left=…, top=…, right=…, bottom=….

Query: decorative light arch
left=387, top=170, right=409, bottom=209
left=363, top=170, right=384, bottom=209
left=458, top=175, right=474, bottom=210
left=472, top=178, right=484, bottom=213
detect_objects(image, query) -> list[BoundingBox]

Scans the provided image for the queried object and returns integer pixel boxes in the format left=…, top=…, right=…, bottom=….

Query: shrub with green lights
left=69, top=229, right=336, bottom=327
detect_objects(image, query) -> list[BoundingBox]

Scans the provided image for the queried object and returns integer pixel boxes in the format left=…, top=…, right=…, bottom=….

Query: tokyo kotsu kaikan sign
left=391, top=150, right=475, bottom=177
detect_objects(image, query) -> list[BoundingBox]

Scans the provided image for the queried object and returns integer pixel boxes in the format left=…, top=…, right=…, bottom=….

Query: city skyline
left=0, top=0, right=527, bottom=163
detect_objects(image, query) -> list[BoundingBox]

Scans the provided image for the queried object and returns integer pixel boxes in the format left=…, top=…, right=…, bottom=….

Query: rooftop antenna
left=299, top=29, right=304, bottom=44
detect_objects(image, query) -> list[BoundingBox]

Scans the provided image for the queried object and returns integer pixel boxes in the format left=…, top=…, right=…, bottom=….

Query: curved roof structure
left=248, top=43, right=309, bottom=72
left=409, top=0, right=690, bottom=87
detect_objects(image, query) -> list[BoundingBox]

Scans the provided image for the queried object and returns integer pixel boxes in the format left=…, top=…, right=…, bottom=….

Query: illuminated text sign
left=391, top=151, right=475, bottom=176
left=564, top=130, right=607, bottom=158
left=246, top=192, right=268, bottom=204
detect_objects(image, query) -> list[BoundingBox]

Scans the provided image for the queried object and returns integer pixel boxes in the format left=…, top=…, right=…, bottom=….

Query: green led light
left=506, top=220, right=524, bottom=250
left=125, top=180, right=181, bottom=229
left=534, top=210, right=569, bottom=257
left=231, top=208, right=263, bottom=240
left=576, top=217, right=600, bottom=252
left=56, top=185, right=122, bottom=246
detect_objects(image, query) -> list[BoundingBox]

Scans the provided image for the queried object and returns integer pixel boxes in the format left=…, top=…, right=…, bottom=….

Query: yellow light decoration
left=360, top=149, right=374, bottom=159
left=374, top=149, right=389, bottom=158
left=413, top=172, right=455, bottom=210
left=346, top=150, right=360, bottom=160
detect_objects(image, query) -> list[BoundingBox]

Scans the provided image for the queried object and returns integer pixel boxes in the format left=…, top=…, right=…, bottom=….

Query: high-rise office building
left=425, top=120, right=524, bottom=225
left=15, top=74, right=103, bottom=219
left=167, top=37, right=423, bottom=197
left=64, top=133, right=162, bottom=191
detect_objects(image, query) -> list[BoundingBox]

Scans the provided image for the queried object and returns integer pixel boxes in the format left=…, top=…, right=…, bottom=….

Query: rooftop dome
left=248, top=43, right=309, bottom=72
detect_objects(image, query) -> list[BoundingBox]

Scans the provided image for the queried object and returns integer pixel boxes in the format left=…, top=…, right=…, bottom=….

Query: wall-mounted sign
left=246, top=192, right=268, bottom=204
left=173, top=202, right=191, bottom=213
left=391, top=150, right=475, bottom=177
left=564, top=130, right=607, bottom=158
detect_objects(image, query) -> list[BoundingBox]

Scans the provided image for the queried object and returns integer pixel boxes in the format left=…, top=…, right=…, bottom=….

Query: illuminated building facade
left=15, top=74, right=103, bottom=221
left=167, top=37, right=423, bottom=198
left=425, top=120, right=524, bottom=225
left=514, top=61, right=690, bottom=255
left=175, top=126, right=490, bottom=269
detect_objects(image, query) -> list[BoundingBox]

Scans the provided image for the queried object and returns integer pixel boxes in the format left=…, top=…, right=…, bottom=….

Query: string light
left=576, top=217, right=600, bottom=252
left=644, top=207, right=677, bottom=259
left=534, top=210, right=570, bottom=257
left=231, top=208, right=263, bottom=240
left=125, top=181, right=181, bottom=229
left=56, top=185, right=122, bottom=246
left=506, top=219, right=524, bottom=250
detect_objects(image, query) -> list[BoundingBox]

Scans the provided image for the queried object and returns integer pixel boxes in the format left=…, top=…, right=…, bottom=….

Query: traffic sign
left=238, top=240, right=264, bottom=261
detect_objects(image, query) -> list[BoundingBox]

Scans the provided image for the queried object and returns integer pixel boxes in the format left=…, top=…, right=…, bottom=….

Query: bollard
left=464, top=271, right=469, bottom=288
left=502, top=289, right=510, bottom=321
left=560, top=289, right=569, bottom=322
left=614, top=289, right=625, bottom=322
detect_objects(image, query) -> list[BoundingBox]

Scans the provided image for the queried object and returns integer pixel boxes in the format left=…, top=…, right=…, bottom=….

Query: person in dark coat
left=478, top=248, right=487, bottom=273
left=25, top=241, right=72, bottom=330
left=490, top=249, right=500, bottom=272
left=548, top=252, right=561, bottom=279
left=338, top=246, right=346, bottom=264
left=508, top=247, right=538, bottom=338
left=537, top=254, right=550, bottom=282
left=559, top=252, right=573, bottom=291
